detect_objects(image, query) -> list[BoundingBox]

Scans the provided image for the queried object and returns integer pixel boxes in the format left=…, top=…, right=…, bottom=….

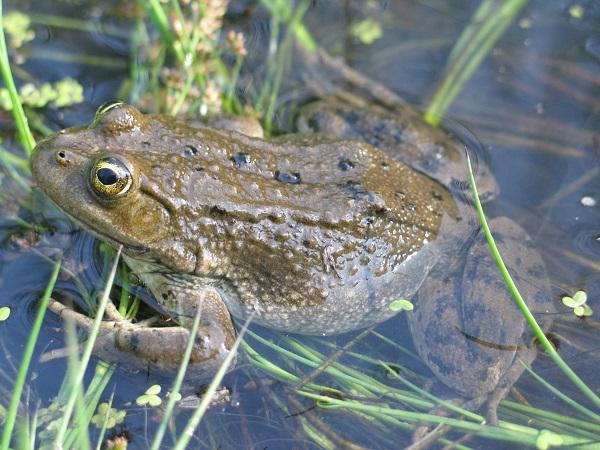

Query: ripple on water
left=585, top=36, right=600, bottom=63
left=573, top=227, right=600, bottom=260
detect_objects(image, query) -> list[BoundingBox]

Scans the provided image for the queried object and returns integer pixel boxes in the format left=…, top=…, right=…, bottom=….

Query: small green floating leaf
left=574, top=304, right=593, bottom=317
left=136, top=384, right=162, bottom=406
left=388, top=299, right=413, bottom=312
left=0, top=307, right=10, bottom=321
left=90, top=402, right=126, bottom=429
left=146, top=384, right=161, bottom=395
left=136, top=393, right=162, bottom=407
left=562, top=290, right=592, bottom=317
left=562, top=290, right=587, bottom=308
left=536, top=429, right=564, bottom=449
left=53, top=77, right=84, bottom=107
left=3, top=11, right=35, bottom=49
left=350, top=19, right=382, bottom=45
left=0, top=77, right=84, bottom=111
left=167, top=391, right=182, bottom=402
left=568, top=4, right=584, bottom=19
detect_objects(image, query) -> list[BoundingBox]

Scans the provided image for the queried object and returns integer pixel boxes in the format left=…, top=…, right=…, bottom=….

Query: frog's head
left=31, top=103, right=198, bottom=272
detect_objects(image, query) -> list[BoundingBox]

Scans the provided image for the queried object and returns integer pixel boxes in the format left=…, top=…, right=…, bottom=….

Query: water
left=1, top=1, right=599, bottom=448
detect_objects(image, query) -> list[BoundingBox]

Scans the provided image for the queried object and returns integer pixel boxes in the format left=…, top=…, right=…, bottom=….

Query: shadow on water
left=1, top=0, right=599, bottom=448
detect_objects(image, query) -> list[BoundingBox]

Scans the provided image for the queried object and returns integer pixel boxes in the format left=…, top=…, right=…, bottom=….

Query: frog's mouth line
left=55, top=204, right=150, bottom=258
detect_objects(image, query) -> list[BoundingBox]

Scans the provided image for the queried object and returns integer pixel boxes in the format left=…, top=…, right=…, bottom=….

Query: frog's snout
left=30, top=139, right=76, bottom=191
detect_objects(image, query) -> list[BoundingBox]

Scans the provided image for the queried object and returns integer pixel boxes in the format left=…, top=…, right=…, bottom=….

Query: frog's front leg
left=47, top=285, right=236, bottom=380
left=408, top=217, right=553, bottom=424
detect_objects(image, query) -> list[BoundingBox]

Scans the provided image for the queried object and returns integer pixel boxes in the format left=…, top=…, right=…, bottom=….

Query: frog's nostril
left=55, top=150, right=72, bottom=166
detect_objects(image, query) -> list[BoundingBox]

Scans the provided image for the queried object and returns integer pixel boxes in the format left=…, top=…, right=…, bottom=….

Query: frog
left=30, top=52, right=553, bottom=422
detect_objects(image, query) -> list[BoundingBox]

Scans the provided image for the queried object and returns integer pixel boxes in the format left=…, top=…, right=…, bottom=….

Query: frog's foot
left=410, top=351, right=538, bottom=448
left=409, top=394, right=461, bottom=448
left=409, top=391, right=500, bottom=448
left=46, top=298, right=234, bottom=380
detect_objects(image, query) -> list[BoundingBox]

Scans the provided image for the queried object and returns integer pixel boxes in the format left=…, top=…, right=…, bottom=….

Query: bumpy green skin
left=31, top=104, right=460, bottom=336
left=31, top=102, right=551, bottom=402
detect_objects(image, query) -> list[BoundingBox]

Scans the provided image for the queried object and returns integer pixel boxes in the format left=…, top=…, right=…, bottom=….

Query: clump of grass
left=134, top=0, right=247, bottom=116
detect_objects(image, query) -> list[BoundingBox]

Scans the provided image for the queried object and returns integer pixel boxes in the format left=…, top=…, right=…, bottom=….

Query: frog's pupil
left=97, top=168, right=118, bottom=185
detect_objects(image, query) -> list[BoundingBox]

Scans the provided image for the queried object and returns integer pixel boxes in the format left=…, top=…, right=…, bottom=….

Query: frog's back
left=166, top=120, right=462, bottom=333
left=31, top=104, right=462, bottom=334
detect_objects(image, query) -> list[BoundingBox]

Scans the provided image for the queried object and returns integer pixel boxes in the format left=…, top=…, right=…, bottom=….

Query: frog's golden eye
left=90, top=156, right=132, bottom=199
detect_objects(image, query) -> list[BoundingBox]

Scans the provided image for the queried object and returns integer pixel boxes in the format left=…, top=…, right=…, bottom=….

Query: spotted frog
left=30, top=56, right=552, bottom=416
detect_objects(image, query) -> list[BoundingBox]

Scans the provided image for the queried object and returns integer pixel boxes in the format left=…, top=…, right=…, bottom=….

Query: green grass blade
left=173, top=314, right=254, bottom=450
left=258, top=0, right=316, bottom=51
left=466, top=155, right=600, bottom=409
left=501, top=400, right=600, bottom=435
left=53, top=246, right=122, bottom=445
left=28, top=407, right=37, bottom=450
left=93, top=392, right=115, bottom=450
left=424, top=0, right=527, bottom=126
left=0, top=1, right=36, bottom=153
left=150, top=308, right=202, bottom=450
left=143, top=0, right=184, bottom=63
left=66, top=322, right=92, bottom=450
left=520, top=362, right=600, bottom=422
left=0, top=259, right=61, bottom=450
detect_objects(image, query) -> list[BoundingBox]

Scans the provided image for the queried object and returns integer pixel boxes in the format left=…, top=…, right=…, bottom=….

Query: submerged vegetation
left=0, top=0, right=598, bottom=449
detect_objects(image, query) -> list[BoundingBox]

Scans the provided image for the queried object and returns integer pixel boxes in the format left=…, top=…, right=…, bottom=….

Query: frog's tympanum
left=31, top=65, right=553, bottom=421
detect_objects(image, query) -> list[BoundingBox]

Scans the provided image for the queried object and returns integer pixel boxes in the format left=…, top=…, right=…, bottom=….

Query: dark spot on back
left=275, top=170, right=301, bottom=184
left=231, top=152, right=251, bottom=167
left=210, top=206, right=226, bottom=216
left=338, top=159, right=355, bottom=171
left=341, top=180, right=367, bottom=198
left=184, top=144, right=199, bottom=157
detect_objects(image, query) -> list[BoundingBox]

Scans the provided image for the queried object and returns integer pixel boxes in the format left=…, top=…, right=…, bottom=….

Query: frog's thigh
left=410, top=217, right=549, bottom=398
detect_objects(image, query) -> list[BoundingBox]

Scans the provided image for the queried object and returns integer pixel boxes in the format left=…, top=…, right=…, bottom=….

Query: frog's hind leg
left=46, top=297, right=234, bottom=380
left=484, top=345, right=539, bottom=425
